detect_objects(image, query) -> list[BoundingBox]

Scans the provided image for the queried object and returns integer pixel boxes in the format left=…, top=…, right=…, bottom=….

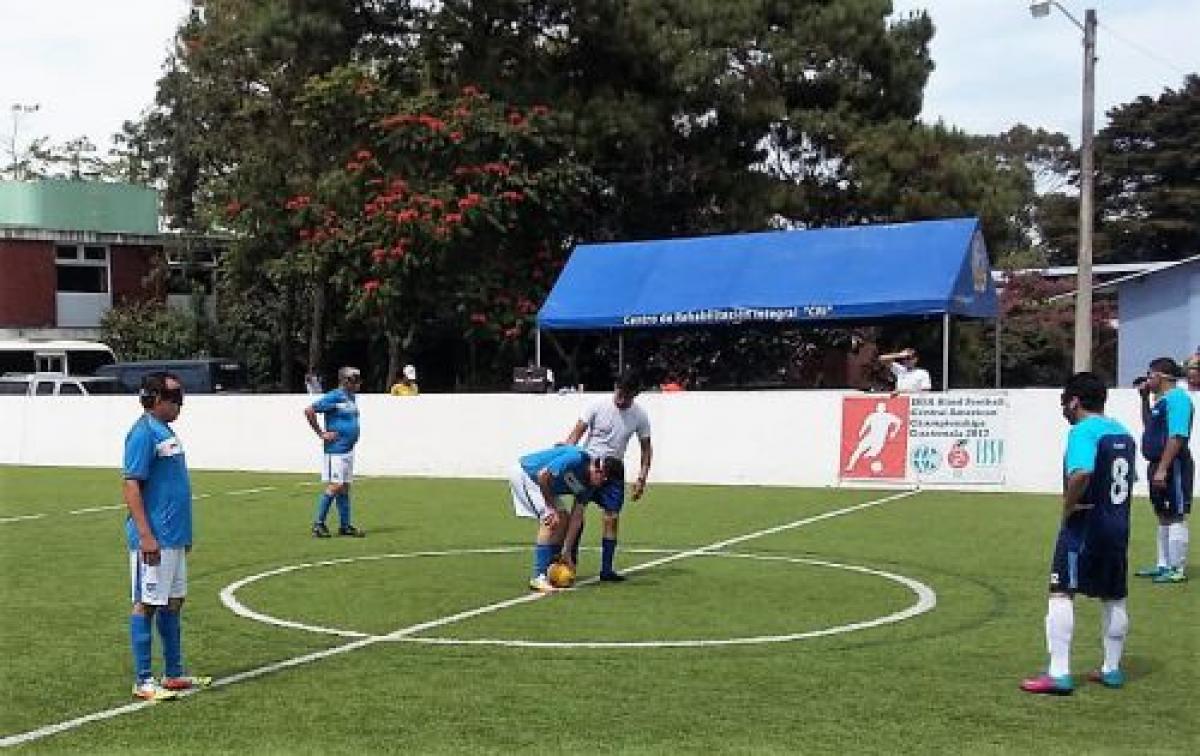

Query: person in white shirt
left=560, top=370, right=652, bottom=581
left=880, top=348, right=933, bottom=392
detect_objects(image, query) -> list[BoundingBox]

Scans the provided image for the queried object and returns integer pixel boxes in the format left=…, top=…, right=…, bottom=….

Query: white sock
left=1045, top=595, right=1074, bottom=677
left=1168, top=521, right=1189, bottom=571
left=1157, top=525, right=1170, bottom=568
left=1100, top=599, right=1128, bottom=673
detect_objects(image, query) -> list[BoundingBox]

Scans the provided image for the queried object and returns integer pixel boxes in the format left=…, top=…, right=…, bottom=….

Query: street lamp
left=1031, top=1, right=1097, bottom=373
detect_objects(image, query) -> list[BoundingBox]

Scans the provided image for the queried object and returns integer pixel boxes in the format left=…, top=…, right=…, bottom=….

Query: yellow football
left=547, top=561, right=576, bottom=588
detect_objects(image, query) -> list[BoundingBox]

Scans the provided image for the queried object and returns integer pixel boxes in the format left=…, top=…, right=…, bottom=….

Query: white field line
left=0, top=488, right=920, bottom=749
left=0, top=487, right=264, bottom=526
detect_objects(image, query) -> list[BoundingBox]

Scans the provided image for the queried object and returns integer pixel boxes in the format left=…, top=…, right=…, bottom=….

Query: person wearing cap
left=389, top=364, right=420, bottom=397
left=1135, top=356, right=1193, bottom=583
left=304, top=366, right=366, bottom=538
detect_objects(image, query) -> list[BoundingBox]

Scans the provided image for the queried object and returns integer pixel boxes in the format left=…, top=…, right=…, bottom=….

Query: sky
left=1, top=0, right=1197, bottom=160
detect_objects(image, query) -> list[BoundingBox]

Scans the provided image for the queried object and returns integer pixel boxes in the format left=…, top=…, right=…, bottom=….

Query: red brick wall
left=0, top=240, right=56, bottom=326
left=110, top=244, right=164, bottom=305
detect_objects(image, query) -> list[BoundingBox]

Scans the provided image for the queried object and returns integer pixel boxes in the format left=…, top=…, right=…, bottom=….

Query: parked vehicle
left=95, top=358, right=248, bottom=394
left=0, top=340, right=116, bottom=376
left=0, top=374, right=122, bottom=396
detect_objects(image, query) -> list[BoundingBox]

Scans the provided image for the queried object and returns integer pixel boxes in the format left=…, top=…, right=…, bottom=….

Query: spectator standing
left=880, top=348, right=933, bottom=392
left=390, top=364, right=420, bottom=396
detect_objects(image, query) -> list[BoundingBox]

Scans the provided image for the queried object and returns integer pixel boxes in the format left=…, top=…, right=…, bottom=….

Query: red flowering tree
left=281, top=67, right=592, bottom=385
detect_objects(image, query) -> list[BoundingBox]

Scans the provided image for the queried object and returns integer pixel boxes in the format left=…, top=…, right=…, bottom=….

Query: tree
left=1095, top=75, right=1200, bottom=263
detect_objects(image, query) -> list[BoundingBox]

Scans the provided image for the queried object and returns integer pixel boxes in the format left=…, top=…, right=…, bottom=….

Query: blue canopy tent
left=535, top=218, right=1001, bottom=389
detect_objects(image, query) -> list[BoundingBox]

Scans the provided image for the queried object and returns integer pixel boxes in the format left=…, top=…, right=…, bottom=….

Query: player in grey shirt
left=561, top=370, right=652, bottom=581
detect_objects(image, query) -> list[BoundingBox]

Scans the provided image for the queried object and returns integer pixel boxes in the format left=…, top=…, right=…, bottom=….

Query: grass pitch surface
left=0, top=466, right=1195, bottom=754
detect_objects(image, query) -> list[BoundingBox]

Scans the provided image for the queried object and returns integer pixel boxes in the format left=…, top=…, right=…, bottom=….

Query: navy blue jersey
left=1063, top=416, right=1137, bottom=553
left=1142, top=387, right=1193, bottom=461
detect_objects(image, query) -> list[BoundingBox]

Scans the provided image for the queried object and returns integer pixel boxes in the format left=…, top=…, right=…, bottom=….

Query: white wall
left=0, top=388, right=1159, bottom=495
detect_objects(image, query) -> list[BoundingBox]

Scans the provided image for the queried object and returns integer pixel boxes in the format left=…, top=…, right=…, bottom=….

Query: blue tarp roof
left=537, top=218, right=998, bottom=330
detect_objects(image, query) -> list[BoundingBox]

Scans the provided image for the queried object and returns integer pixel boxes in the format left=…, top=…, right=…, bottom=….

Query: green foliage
left=99, top=300, right=214, bottom=361
left=1096, top=75, right=1200, bottom=263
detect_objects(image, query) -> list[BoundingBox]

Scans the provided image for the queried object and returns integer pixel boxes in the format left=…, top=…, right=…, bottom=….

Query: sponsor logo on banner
left=910, top=445, right=940, bottom=474
left=840, top=396, right=910, bottom=480
left=907, top=394, right=1009, bottom=484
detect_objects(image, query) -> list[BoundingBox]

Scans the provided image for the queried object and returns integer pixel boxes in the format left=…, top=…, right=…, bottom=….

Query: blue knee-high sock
left=156, top=609, right=183, bottom=678
left=130, top=614, right=153, bottom=682
left=335, top=491, right=351, bottom=527
left=533, top=543, right=557, bottom=578
left=314, top=493, right=333, bottom=525
left=601, top=538, right=618, bottom=574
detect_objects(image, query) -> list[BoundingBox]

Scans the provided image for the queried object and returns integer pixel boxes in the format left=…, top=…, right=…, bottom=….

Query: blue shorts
left=1148, top=452, right=1193, bottom=517
left=1048, top=526, right=1127, bottom=600
left=580, top=478, right=625, bottom=513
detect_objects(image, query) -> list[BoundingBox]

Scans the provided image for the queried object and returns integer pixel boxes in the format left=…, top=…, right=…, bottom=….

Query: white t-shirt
left=890, top=362, right=932, bottom=392
left=579, top=400, right=651, bottom=458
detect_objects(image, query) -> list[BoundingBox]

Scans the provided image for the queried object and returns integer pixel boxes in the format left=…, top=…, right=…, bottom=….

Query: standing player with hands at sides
left=510, top=446, right=622, bottom=592
left=1021, top=372, right=1136, bottom=695
left=122, top=372, right=211, bottom=701
left=305, top=366, right=366, bottom=538
left=1135, top=357, right=1193, bottom=583
left=560, top=370, right=652, bottom=582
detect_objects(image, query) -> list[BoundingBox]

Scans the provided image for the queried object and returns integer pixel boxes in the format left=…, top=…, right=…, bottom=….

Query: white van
left=0, top=374, right=121, bottom=396
left=0, top=340, right=117, bottom=376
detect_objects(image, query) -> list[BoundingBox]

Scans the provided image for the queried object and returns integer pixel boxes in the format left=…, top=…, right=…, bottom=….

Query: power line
left=1097, top=19, right=1192, bottom=82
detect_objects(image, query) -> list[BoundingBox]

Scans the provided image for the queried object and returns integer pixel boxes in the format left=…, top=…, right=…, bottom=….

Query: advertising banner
left=840, top=393, right=1009, bottom=484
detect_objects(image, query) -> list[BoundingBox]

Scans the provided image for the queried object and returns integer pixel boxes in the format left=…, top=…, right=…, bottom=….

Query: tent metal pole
left=535, top=328, right=542, bottom=367
left=942, top=313, right=950, bottom=391
left=618, top=332, right=625, bottom=372
left=994, top=315, right=1001, bottom=388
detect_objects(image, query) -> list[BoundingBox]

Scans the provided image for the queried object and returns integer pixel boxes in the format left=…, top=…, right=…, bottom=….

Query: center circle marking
left=219, top=547, right=937, bottom=649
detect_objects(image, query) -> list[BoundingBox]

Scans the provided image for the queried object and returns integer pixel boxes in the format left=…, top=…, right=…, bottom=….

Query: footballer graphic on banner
left=840, top=396, right=910, bottom=480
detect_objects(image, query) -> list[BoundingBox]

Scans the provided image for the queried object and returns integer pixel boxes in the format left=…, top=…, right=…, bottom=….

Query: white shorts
left=509, top=463, right=559, bottom=520
left=129, top=547, right=188, bottom=606
left=321, top=452, right=355, bottom=484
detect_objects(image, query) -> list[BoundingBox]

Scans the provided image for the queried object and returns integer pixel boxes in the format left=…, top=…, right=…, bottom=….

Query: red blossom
left=450, top=131, right=464, bottom=143
left=443, top=212, right=464, bottom=225
left=371, top=248, right=388, bottom=264
left=224, top=200, right=244, bottom=218
left=396, top=209, right=419, bottom=223
left=363, top=280, right=381, bottom=294
left=461, top=85, right=482, bottom=98
left=285, top=195, right=312, bottom=211
left=453, top=107, right=471, bottom=118
left=355, top=149, right=373, bottom=161
left=531, top=104, right=550, bottom=117
left=500, top=190, right=525, bottom=203
left=470, top=312, right=487, bottom=325
left=503, top=326, right=521, bottom=340
left=507, top=112, right=525, bottom=127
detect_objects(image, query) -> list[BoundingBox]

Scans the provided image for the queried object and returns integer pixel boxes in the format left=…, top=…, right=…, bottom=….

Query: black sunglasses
left=161, top=387, right=185, bottom=406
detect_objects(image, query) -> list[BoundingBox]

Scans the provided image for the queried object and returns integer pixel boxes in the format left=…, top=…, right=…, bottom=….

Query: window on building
left=55, top=244, right=110, bottom=293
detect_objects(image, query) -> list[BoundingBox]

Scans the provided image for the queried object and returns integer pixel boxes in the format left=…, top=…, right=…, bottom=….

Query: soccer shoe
left=1151, top=567, right=1187, bottom=584
left=311, top=523, right=332, bottom=539
left=162, top=675, right=214, bottom=692
left=337, top=525, right=366, bottom=538
left=1086, top=669, right=1125, bottom=689
left=1019, top=674, right=1074, bottom=696
left=1134, top=565, right=1169, bottom=578
left=132, top=679, right=180, bottom=702
left=528, top=575, right=559, bottom=594
left=598, top=571, right=627, bottom=583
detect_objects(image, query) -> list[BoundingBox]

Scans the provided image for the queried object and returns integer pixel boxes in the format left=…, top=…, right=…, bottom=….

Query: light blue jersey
left=519, top=446, right=592, bottom=497
left=312, top=388, right=360, bottom=453
left=123, top=414, right=192, bottom=549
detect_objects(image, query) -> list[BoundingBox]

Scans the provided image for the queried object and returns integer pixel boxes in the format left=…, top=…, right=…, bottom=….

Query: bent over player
left=1021, top=372, right=1136, bottom=695
left=510, top=445, right=622, bottom=592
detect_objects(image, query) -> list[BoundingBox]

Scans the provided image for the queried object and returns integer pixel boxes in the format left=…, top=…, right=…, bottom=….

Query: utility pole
left=1075, top=8, right=1097, bottom=372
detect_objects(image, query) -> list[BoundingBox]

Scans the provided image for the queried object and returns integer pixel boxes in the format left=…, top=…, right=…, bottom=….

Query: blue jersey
left=123, top=414, right=193, bottom=550
left=519, top=446, right=592, bottom=497
left=1063, top=415, right=1136, bottom=552
left=1142, top=386, right=1193, bottom=461
left=312, top=388, right=360, bottom=453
